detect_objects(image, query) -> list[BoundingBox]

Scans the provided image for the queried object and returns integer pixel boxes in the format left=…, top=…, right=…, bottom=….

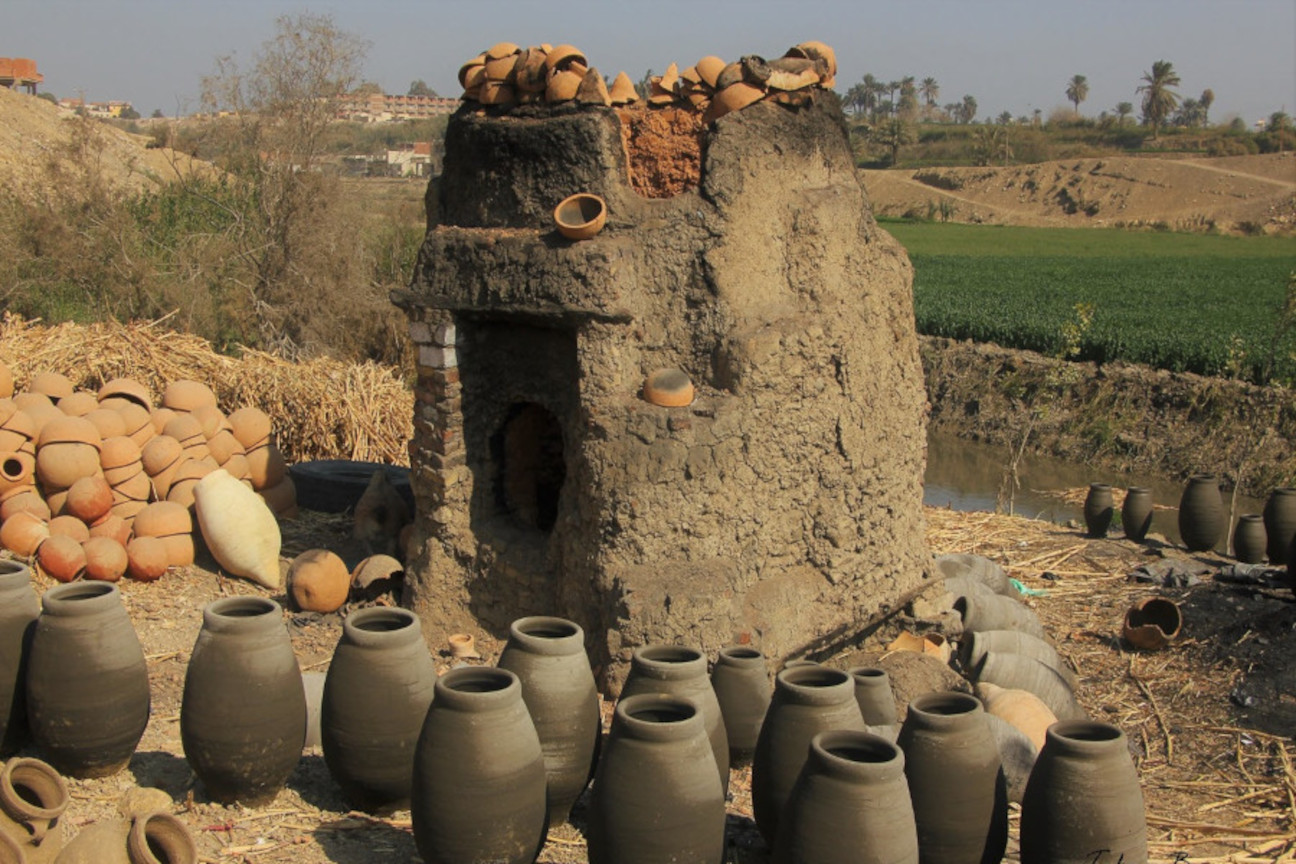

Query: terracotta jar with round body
left=751, top=665, right=867, bottom=846
left=1121, top=487, right=1154, bottom=542
left=1263, top=488, right=1296, bottom=565
left=26, top=582, right=149, bottom=778
left=1232, top=514, right=1267, bottom=564
left=0, top=756, right=68, bottom=864
left=1083, top=483, right=1114, bottom=538
left=710, top=646, right=771, bottom=767
left=1178, top=474, right=1225, bottom=552
left=773, top=730, right=918, bottom=864
left=1020, top=721, right=1147, bottom=864
left=410, top=667, right=547, bottom=864
left=898, top=691, right=1008, bottom=864
left=0, top=561, right=39, bottom=755
left=51, top=811, right=197, bottom=864
left=321, top=607, right=437, bottom=813
left=620, top=644, right=729, bottom=795
left=496, top=615, right=600, bottom=826
left=587, top=693, right=725, bottom=864
left=180, top=597, right=305, bottom=806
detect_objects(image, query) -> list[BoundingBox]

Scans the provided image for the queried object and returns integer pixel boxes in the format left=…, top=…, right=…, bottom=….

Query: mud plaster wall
left=393, top=94, right=932, bottom=691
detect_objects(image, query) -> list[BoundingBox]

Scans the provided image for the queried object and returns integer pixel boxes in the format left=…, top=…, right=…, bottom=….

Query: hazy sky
left=6, top=0, right=1294, bottom=125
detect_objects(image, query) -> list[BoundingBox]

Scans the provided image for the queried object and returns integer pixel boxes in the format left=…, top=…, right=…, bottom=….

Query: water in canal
left=923, top=432, right=1266, bottom=549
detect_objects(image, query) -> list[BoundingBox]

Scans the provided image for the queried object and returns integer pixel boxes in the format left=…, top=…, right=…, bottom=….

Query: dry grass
left=0, top=314, right=413, bottom=466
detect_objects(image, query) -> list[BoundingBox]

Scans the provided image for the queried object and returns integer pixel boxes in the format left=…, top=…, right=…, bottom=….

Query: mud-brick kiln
left=393, top=88, right=931, bottom=690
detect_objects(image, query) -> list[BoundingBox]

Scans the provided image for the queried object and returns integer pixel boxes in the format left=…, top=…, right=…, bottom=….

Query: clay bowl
left=109, top=498, right=147, bottom=521
left=48, top=514, right=90, bottom=543
left=36, top=534, right=84, bottom=583
left=159, top=533, right=195, bottom=568
left=485, top=41, right=519, bottom=60
left=0, top=363, right=10, bottom=399
left=83, top=536, right=128, bottom=582
left=458, top=53, right=486, bottom=89
left=97, top=378, right=152, bottom=411
left=245, top=445, right=287, bottom=490
left=227, top=407, right=271, bottom=451
left=695, top=55, right=726, bottom=89
left=84, top=408, right=128, bottom=440
left=13, top=396, right=61, bottom=438
left=162, top=379, right=217, bottom=413
left=704, top=81, right=766, bottom=123
left=206, top=430, right=245, bottom=466
left=289, top=549, right=350, bottom=614
left=0, top=402, right=37, bottom=441
left=553, top=193, right=607, bottom=241
left=0, top=490, right=50, bottom=523
left=126, top=536, right=169, bottom=582
left=36, top=442, right=102, bottom=490
left=100, top=436, right=143, bottom=472
left=141, top=435, right=184, bottom=477
left=785, top=40, right=837, bottom=77
left=163, top=414, right=205, bottom=448
left=64, top=476, right=114, bottom=525
left=544, top=44, right=586, bottom=72
left=110, top=470, right=153, bottom=503
left=191, top=405, right=230, bottom=440
left=116, top=403, right=155, bottom=447
left=545, top=69, right=583, bottom=103
left=642, top=368, right=695, bottom=407
left=133, top=501, right=192, bottom=538
left=222, top=453, right=252, bottom=486
left=0, top=511, right=49, bottom=557
left=150, top=407, right=177, bottom=435
left=58, top=391, right=100, bottom=418
left=89, top=514, right=132, bottom=547
left=259, top=475, right=297, bottom=518
left=27, top=372, right=74, bottom=403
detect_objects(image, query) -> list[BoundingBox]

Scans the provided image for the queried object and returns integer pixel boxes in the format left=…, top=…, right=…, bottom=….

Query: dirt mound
left=863, top=152, right=1296, bottom=234
left=615, top=105, right=705, bottom=198
left=0, top=87, right=209, bottom=200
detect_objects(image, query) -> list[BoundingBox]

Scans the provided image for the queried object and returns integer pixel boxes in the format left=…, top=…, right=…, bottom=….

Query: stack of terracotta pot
left=458, top=40, right=837, bottom=124
left=0, top=361, right=297, bottom=583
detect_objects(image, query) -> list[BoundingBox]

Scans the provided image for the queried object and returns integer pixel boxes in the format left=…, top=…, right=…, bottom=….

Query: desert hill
left=862, top=152, right=1296, bottom=234
left=0, top=87, right=208, bottom=200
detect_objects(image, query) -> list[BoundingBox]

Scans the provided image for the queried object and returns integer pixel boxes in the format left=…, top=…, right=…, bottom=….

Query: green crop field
left=883, top=221, right=1296, bottom=383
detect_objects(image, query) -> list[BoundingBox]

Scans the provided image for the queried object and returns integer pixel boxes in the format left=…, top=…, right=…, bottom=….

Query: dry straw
left=0, top=314, right=413, bottom=466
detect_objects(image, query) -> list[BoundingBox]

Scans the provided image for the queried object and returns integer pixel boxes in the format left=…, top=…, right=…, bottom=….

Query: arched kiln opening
left=493, top=402, right=565, bottom=532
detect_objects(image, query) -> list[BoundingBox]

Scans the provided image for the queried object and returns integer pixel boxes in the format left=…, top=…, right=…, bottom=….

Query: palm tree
left=1115, top=102, right=1133, bottom=126
left=1200, top=89, right=1214, bottom=126
left=887, top=80, right=901, bottom=115
left=960, top=94, right=978, bottom=124
left=1137, top=60, right=1181, bottom=139
left=860, top=73, right=881, bottom=118
left=920, top=77, right=939, bottom=107
left=1065, top=75, right=1089, bottom=114
left=845, top=82, right=869, bottom=115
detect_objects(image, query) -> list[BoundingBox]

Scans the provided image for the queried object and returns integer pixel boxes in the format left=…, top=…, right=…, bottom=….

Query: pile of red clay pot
left=0, top=361, right=295, bottom=587
left=459, top=40, right=837, bottom=123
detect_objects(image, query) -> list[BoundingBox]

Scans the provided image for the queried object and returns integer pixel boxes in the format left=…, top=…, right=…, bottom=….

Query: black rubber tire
left=288, top=460, right=414, bottom=514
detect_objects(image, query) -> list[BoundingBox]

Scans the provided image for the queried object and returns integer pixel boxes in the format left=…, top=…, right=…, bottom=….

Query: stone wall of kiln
left=394, top=93, right=932, bottom=691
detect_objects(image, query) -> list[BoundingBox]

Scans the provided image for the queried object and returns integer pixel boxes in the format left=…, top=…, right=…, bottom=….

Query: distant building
left=0, top=57, right=43, bottom=94
left=58, top=97, right=134, bottom=118
left=386, top=141, right=442, bottom=177
left=336, top=92, right=459, bottom=123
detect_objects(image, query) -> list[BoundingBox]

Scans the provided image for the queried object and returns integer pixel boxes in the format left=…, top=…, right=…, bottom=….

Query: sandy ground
left=12, top=504, right=1290, bottom=864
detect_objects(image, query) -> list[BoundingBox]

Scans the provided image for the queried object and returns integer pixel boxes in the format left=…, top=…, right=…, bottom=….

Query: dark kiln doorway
left=494, top=402, right=565, bottom=531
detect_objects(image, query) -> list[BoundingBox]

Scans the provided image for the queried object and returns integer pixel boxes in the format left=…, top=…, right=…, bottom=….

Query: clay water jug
left=53, top=811, right=197, bottom=864
left=1178, top=474, right=1224, bottom=552
left=621, top=644, right=729, bottom=794
left=587, top=693, right=725, bottom=864
left=496, top=615, right=599, bottom=825
left=898, top=691, right=1008, bottom=864
left=181, top=597, right=305, bottom=806
left=848, top=666, right=899, bottom=741
left=27, top=582, right=149, bottom=778
left=1262, top=488, right=1296, bottom=565
left=0, top=562, right=38, bottom=756
left=321, top=607, right=436, bottom=813
left=1232, top=514, right=1267, bottom=564
left=1121, top=487, right=1154, bottom=542
left=192, top=469, right=282, bottom=589
left=752, top=665, right=866, bottom=846
left=1083, top=483, right=1113, bottom=538
left=411, top=667, right=547, bottom=864
left=1020, top=720, right=1147, bottom=864
left=773, top=730, right=918, bottom=864
left=0, top=757, right=68, bottom=864
left=954, top=591, right=1047, bottom=639
left=710, top=646, right=771, bottom=767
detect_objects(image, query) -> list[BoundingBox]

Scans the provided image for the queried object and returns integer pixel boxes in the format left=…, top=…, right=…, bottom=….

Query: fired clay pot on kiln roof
left=181, top=596, right=305, bottom=806
left=553, top=193, right=607, bottom=241
left=27, top=581, right=149, bottom=778
left=322, top=607, right=436, bottom=813
left=710, top=646, right=771, bottom=767
left=587, top=693, right=725, bottom=864
left=497, top=615, right=600, bottom=826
